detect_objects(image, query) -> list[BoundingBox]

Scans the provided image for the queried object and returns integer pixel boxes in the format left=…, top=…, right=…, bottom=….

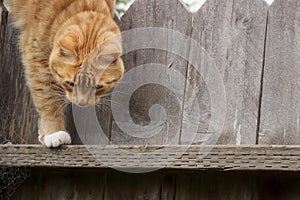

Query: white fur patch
left=42, top=131, right=71, bottom=148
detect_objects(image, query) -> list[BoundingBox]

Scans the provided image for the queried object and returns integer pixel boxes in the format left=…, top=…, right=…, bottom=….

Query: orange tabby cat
left=5, top=0, right=124, bottom=147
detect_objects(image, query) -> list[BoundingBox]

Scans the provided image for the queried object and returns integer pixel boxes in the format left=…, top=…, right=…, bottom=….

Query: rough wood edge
left=1, top=145, right=300, bottom=171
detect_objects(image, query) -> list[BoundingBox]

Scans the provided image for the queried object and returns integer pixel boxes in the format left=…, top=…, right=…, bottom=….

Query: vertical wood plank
left=110, top=0, right=192, bottom=145
left=257, top=175, right=300, bottom=199
left=0, top=15, right=38, bottom=144
left=0, top=2, right=7, bottom=45
left=258, top=0, right=300, bottom=144
left=12, top=170, right=106, bottom=200
left=11, top=170, right=300, bottom=200
left=160, top=175, right=176, bottom=200
left=104, top=173, right=162, bottom=200
left=0, top=3, right=7, bottom=71
left=175, top=174, right=257, bottom=200
left=65, top=103, right=112, bottom=145
left=181, top=0, right=268, bottom=145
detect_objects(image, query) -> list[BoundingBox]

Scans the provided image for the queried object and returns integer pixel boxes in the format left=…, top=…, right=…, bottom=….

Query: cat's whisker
left=52, top=91, right=66, bottom=96
left=50, top=83, right=64, bottom=90
left=53, top=88, right=65, bottom=94
left=101, top=92, right=129, bottom=98
left=51, top=87, right=66, bottom=94
left=53, top=89, right=65, bottom=95
left=115, top=80, right=139, bottom=84
left=96, top=107, right=110, bottom=113
left=95, top=104, right=111, bottom=113
left=53, top=92, right=66, bottom=97
left=100, top=99, right=123, bottom=106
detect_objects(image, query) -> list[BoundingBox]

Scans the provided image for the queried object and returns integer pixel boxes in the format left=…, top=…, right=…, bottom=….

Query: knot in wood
left=236, top=16, right=253, bottom=31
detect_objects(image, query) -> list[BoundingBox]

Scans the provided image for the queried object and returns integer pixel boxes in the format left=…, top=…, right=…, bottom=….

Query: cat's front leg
left=29, top=83, right=71, bottom=147
left=38, top=112, right=71, bottom=148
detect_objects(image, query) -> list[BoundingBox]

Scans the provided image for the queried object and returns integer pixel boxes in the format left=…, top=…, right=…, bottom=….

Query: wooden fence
left=1, top=0, right=300, bottom=146
left=0, top=0, right=300, bottom=199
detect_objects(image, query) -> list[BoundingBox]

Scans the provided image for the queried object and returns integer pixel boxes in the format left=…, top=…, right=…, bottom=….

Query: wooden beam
left=1, top=145, right=300, bottom=171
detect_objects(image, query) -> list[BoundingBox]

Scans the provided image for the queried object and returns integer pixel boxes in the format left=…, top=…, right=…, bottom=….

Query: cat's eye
left=65, top=81, right=74, bottom=87
left=96, top=85, right=103, bottom=90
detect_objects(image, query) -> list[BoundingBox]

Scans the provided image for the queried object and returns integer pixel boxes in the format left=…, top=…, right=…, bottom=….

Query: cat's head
left=49, top=19, right=124, bottom=107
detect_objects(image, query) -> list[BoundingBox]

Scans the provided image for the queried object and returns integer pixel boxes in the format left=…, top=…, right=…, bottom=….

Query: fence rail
left=1, top=144, right=300, bottom=171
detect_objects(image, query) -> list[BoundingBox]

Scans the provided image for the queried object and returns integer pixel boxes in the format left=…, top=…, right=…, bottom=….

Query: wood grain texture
left=160, top=175, right=176, bottom=200
left=181, top=0, right=268, bottom=145
left=2, top=144, right=300, bottom=171
left=105, top=174, right=175, bottom=200
left=0, top=16, right=38, bottom=144
left=256, top=175, right=300, bottom=200
left=0, top=3, right=7, bottom=68
left=110, top=0, right=192, bottom=145
left=12, top=170, right=106, bottom=200
left=11, top=169, right=300, bottom=200
left=175, top=174, right=257, bottom=200
left=258, top=0, right=300, bottom=144
left=65, top=103, right=112, bottom=145
left=104, top=173, right=162, bottom=200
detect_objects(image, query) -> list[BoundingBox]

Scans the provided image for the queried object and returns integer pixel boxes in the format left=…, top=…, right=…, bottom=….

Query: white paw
left=42, top=131, right=71, bottom=148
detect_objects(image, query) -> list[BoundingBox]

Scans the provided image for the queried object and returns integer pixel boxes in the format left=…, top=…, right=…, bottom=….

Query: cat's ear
left=96, top=53, right=119, bottom=67
left=96, top=36, right=121, bottom=67
left=58, top=35, right=78, bottom=64
left=104, top=0, right=115, bottom=17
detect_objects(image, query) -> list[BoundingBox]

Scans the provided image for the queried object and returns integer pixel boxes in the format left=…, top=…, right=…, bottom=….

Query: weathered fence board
left=11, top=169, right=300, bottom=200
left=181, top=0, right=268, bottom=145
left=111, top=0, right=192, bottom=145
left=1, top=0, right=300, bottom=199
left=11, top=170, right=176, bottom=200
left=3, top=145, right=300, bottom=171
left=175, top=174, right=257, bottom=200
left=2, top=0, right=297, bottom=147
left=0, top=14, right=38, bottom=144
left=258, top=0, right=300, bottom=144
left=65, top=103, right=112, bottom=145
left=104, top=174, right=176, bottom=200
left=104, top=173, right=162, bottom=200
left=0, top=4, right=7, bottom=51
left=12, top=170, right=106, bottom=200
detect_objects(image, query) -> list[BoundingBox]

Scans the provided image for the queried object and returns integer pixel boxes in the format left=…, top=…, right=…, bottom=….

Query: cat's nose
left=76, top=99, right=89, bottom=107
left=73, top=96, right=89, bottom=107
left=73, top=85, right=95, bottom=107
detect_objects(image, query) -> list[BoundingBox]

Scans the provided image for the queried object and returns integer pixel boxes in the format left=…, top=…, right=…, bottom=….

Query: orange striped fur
left=6, top=0, right=124, bottom=146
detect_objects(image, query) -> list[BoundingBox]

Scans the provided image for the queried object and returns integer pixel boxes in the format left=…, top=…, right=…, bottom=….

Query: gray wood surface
left=2, top=144, right=300, bottom=171
left=0, top=3, right=7, bottom=68
left=0, top=3, right=6, bottom=45
left=65, top=103, right=111, bottom=145
left=181, top=0, right=268, bottom=145
left=110, top=0, right=192, bottom=145
left=0, top=15, right=38, bottom=144
left=3, top=0, right=299, bottom=147
left=258, top=0, right=300, bottom=144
